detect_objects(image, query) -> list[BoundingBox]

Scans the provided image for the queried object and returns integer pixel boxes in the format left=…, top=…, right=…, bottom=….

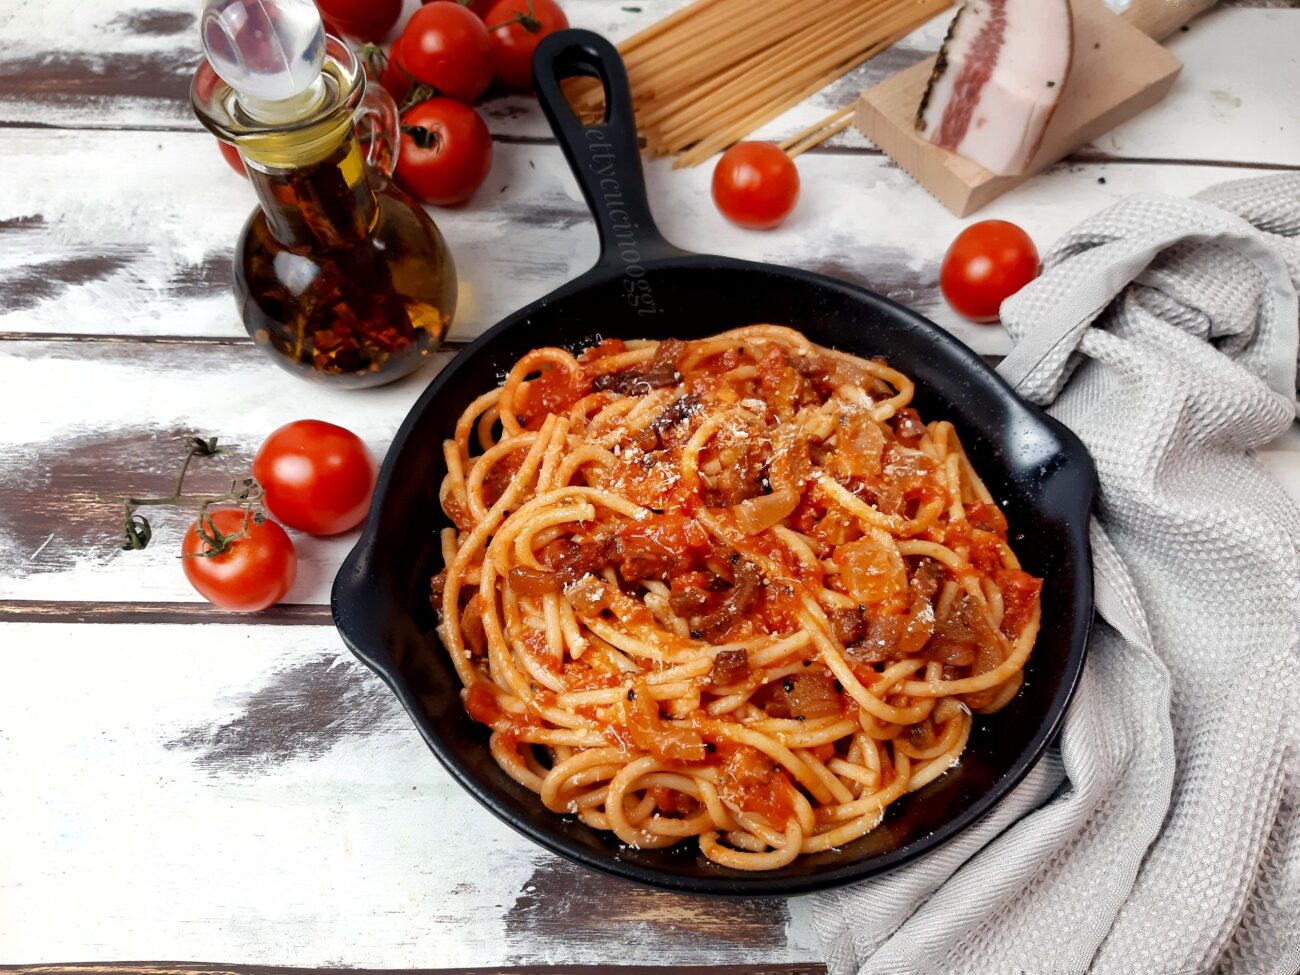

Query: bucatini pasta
left=431, top=325, right=1042, bottom=870
left=566, top=0, right=953, bottom=166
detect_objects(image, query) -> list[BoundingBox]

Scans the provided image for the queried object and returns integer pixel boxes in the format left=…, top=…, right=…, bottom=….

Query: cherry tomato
left=711, top=142, right=799, bottom=230
left=252, top=419, right=378, bottom=536
left=182, top=509, right=297, bottom=613
left=484, top=0, right=569, bottom=90
left=427, top=0, right=496, bottom=16
left=217, top=139, right=247, bottom=178
left=400, top=2, right=495, bottom=103
left=316, top=0, right=403, bottom=41
left=396, top=98, right=493, bottom=205
left=939, top=220, right=1040, bottom=323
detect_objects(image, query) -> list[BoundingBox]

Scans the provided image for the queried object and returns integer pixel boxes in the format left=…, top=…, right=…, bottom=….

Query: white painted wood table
left=2, top=1, right=1298, bottom=972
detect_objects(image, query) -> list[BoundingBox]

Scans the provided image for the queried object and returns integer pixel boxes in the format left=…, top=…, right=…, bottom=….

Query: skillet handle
left=532, top=29, right=686, bottom=268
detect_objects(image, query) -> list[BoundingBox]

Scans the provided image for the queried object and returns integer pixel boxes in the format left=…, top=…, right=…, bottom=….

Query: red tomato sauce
left=715, top=745, right=797, bottom=828
left=997, top=568, right=1042, bottom=637
left=465, top=681, right=503, bottom=725
left=518, top=365, right=587, bottom=430
left=649, top=786, right=699, bottom=816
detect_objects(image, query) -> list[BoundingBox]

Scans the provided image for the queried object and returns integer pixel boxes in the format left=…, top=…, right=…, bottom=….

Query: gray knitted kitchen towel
left=812, top=173, right=1300, bottom=975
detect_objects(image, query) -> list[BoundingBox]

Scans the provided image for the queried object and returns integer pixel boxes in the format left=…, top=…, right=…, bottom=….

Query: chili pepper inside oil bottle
left=192, top=0, right=455, bottom=388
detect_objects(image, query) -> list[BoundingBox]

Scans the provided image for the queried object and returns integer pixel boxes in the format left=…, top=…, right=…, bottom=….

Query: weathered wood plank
left=0, top=340, right=454, bottom=606
left=1, top=336, right=1296, bottom=611
left=0, top=600, right=334, bottom=624
left=0, top=0, right=1294, bottom=166
left=0, top=128, right=1286, bottom=348
left=0, top=132, right=600, bottom=345
left=0, top=0, right=921, bottom=140
left=4, top=967, right=827, bottom=975
left=1073, top=4, right=1300, bottom=167
left=0, top=623, right=822, bottom=967
left=743, top=3, right=1300, bottom=164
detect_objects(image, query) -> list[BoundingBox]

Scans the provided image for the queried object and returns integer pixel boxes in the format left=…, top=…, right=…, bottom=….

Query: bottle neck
left=247, top=132, right=378, bottom=250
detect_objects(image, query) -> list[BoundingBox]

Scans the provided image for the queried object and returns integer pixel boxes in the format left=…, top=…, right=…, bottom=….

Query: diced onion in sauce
left=833, top=529, right=907, bottom=605
left=732, top=487, right=799, bottom=535
left=509, top=565, right=560, bottom=596
left=838, top=409, right=885, bottom=478
left=626, top=691, right=707, bottom=763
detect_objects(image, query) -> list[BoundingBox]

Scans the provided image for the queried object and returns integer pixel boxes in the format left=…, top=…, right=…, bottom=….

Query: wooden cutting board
left=854, top=0, right=1218, bottom=216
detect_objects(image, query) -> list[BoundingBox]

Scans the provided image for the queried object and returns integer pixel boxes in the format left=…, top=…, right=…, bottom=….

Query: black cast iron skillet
left=332, top=30, right=1096, bottom=896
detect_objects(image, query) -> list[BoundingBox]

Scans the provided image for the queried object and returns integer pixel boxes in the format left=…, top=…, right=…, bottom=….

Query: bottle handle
left=355, top=82, right=400, bottom=179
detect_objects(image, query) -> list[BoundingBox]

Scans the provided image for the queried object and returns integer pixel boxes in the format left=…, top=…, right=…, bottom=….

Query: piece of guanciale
left=916, top=0, right=1074, bottom=176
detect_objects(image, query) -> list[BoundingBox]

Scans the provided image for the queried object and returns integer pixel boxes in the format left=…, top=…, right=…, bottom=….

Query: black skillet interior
left=332, top=30, right=1096, bottom=896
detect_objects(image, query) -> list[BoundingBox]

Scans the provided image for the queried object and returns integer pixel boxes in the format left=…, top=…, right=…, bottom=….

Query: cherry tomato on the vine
left=939, top=220, right=1040, bottom=323
left=396, top=98, right=493, bottom=205
left=217, top=139, right=247, bottom=178
left=252, top=419, right=377, bottom=536
left=181, top=509, right=297, bottom=612
left=401, top=2, right=495, bottom=103
left=316, top=0, right=403, bottom=41
left=711, top=142, right=799, bottom=230
left=484, top=0, right=569, bottom=90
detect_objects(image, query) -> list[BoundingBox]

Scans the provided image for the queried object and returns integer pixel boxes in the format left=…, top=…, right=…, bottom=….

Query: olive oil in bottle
left=193, top=0, right=456, bottom=388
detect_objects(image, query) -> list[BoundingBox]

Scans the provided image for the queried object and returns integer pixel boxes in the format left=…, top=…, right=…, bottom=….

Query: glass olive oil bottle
left=193, top=0, right=456, bottom=387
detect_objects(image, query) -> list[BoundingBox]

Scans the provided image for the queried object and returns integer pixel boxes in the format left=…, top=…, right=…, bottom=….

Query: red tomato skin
left=939, top=220, right=1040, bottom=323
left=380, top=37, right=414, bottom=105
left=218, top=140, right=247, bottom=178
left=396, top=98, right=493, bottom=206
left=401, top=2, right=495, bottom=102
left=428, top=0, right=496, bottom=16
left=484, top=0, right=570, bottom=89
left=711, top=142, right=799, bottom=230
left=317, top=0, right=403, bottom=41
left=252, top=420, right=377, bottom=536
left=181, top=510, right=297, bottom=613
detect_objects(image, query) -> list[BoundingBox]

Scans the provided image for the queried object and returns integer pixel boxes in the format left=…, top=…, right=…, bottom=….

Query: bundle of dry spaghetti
left=569, top=0, right=951, bottom=167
